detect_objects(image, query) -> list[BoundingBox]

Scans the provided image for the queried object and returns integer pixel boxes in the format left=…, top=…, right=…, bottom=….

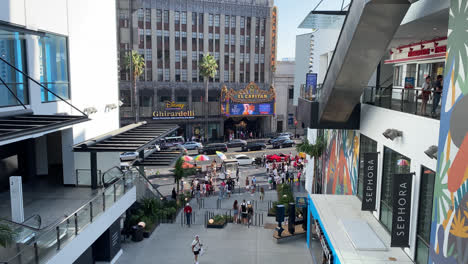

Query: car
left=120, top=152, right=138, bottom=161
left=268, top=135, right=290, bottom=144
left=241, top=142, right=267, bottom=151
left=182, top=141, right=203, bottom=150
left=234, top=154, right=255, bottom=165
left=225, top=139, right=247, bottom=148
left=279, top=132, right=293, bottom=138
left=148, top=144, right=161, bottom=151
left=168, top=144, right=188, bottom=155
left=198, top=143, right=228, bottom=154
left=266, top=153, right=290, bottom=162
left=272, top=139, right=295, bottom=148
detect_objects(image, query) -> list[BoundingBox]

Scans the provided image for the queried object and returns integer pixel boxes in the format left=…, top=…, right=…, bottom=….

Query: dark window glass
left=357, top=135, right=377, bottom=200
left=159, top=95, right=171, bottom=102
left=415, top=167, right=435, bottom=264
left=380, top=147, right=411, bottom=232
left=39, top=34, right=70, bottom=102
left=176, top=96, right=187, bottom=102
left=288, top=86, right=294, bottom=99
left=0, top=28, right=28, bottom=107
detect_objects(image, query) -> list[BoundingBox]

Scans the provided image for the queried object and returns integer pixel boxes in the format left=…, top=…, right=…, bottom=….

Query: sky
left=275, top=0, right=349, bottom=60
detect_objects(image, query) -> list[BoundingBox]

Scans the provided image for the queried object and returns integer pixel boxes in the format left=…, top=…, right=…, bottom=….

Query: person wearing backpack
left=241, top=200, right=248, bottom=225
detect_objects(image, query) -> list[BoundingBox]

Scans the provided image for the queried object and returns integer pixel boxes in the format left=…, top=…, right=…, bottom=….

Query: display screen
left=223, top=102, right=274, bottom=116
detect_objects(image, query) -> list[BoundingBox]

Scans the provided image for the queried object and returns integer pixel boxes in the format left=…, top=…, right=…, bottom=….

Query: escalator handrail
left=102, top=166, right=125, bottom=187
left=130, top=167, right=164, bottom=197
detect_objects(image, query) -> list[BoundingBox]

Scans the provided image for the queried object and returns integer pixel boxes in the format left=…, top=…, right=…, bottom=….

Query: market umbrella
left=195, top=154, right=210, bottom=161
left=182, top=162, right=194, bottom=169
left=216, top=151, right=227, bottom=160
left=397, top=159, right=409, bottom=166
left=268, top=154, right=280, bottom=161
left=182, top=155, right=194, bottom=162
left=299, top=152, right=307, bottom=158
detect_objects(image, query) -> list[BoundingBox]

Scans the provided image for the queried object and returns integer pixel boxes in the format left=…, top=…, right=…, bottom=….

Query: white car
left=120, top=152, right=138, bottom=161
left=234, top=154, right=255, bottom=166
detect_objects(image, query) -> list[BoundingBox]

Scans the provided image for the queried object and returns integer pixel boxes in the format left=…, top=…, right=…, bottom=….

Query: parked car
left=268, top=135, right=290, bottom=144
left=272, top=139, right=295, bottom=148
left=279, top=132, right=293, bottom=138
left=182, top=141, right=203, bottom=150
left=241, top=142, right=266, bottom=151
left=161, top=136, right=185, bottom=149
left=225, top=139, right=247, bottom=148
left=120, top=152, right=138, bottom=161
left=266, top=153, right=290, bottom=162
left=168, top=144, right=188, bottom=155
left=199, top=143, right=228, bottom=154
left=234, top=154, right=255, bottom=166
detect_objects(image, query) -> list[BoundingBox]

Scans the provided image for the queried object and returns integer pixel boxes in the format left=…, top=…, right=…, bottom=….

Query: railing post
left=34, top=242, right=39, bottom=264
left=113, top=184, right=117, bottom=202
left=102, top=192, right=106, bottom=211
left=56, top=226, right=61, bottom=250
left=90, top=201, right=93, bottom=222
left=401, top=88, right=404, bottom=111
left=74, top=213, right=78, bottom=235
left=75, top=169, right=79, bottom=186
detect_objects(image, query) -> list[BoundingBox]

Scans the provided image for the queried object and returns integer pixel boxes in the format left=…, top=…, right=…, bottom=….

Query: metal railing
left=0, top=174, right=135, bottom=264
left=75, top=169, right=102, bottom=187
left=362, top=86, right=441, bottom=119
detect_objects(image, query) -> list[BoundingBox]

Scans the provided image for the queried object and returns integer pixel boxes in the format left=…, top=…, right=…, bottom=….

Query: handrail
left=131, top=166, right=164, bottom=197
left=102, top=166, right=125, bottom=187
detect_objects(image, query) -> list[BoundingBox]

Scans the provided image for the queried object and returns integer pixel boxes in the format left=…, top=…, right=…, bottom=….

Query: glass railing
left=1, top=174, right=135, bottom=264
left=300, top=83, right=322, bottom=102
left=362, top=86, right=441, bottom=120
left=75, top=169, right=102, bottom=187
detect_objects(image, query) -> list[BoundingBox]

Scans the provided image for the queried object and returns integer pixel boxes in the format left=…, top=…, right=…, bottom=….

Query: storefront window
left=0, top=28, right=28, bottom=107
left=393, top=65, right=403, bottom=87
left=380, top=147, right=410, bottom=232
left=415, top=167, right=435, bottom=264
left=39, top=34, right=70, bottom=102
left=417, top=63, right=431, bottom=87
left=357, top=135, right=378, bottom=200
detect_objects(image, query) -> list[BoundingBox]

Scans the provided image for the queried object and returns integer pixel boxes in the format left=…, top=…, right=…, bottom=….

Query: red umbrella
left=182, top=162, right=194, bottom=169
left=268, top=154, right=281, bottom=162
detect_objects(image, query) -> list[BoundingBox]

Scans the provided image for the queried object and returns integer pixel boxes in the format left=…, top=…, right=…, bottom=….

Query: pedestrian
left=191, top=235, right=203, bottom=264
left=260, top=187, right=265, bottom=201
left=432, top=75, right=443, bottom=117
left=251, top=176, right=257, bottom=193
left=227, top=180, right=232, bottom=198
left=171, top=187, right=177, bottom=200
left=281, top=171, right=286, bottom=184
left=180, top=179, right=184, bottom=194
left=241, top=200, right=248, bottom=224
left=184, top=203, right=192, bottom=227
left=233, top=200, right=239, bottom=224
left=195, top=187, right=201, bottom=205
left=420, top=76, right=432, bottom=115
left=245, top=176, right=250, bottom=190
left=247, top=201, right=254, bottom=227
left=268, top=175, right=273, bottom=190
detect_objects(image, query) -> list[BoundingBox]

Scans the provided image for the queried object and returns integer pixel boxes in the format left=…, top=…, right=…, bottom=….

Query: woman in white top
left=420, top=76, right=432, bottom=116
left=191, top=235, right=203, bottom=264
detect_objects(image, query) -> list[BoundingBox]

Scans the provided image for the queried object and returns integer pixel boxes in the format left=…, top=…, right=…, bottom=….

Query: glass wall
left=357, top=135, right=378, bottom=200
left=380, top=147, right=411, bottom=232
left=393, top=65, right=403, bottom=87
left=39, top=34, right=69, bottom=102
left=415, top=167, right=435, bottom=264
left=0, top=28, right=28, bottom=107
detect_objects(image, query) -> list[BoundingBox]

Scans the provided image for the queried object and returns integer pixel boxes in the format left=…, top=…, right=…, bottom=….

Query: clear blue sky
left=275, top=0, right=349, bottom=60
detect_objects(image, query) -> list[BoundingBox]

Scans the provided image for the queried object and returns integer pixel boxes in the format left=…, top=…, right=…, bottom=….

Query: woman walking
left=260, top=187, right=265, bottom=201
left=233, top=200, right=239, bottom=224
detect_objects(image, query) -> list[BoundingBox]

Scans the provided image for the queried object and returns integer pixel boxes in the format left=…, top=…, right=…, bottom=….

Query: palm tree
left=199, top=53, right=218, bottom=140
left=0, top=223, right=15, bottom=248
left=296, top=136, right=325, bottom=193
left=125, top=50, right=146, bottom=123
left=173, top=157, right=185, bottom=194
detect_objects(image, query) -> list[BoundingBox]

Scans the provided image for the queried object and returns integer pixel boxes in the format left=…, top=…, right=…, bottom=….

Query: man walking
left=184, top=203, right=192, bottom=227
left=432, top=75, right=443, bottom=118
left=191, top=235, right=203, bottom=264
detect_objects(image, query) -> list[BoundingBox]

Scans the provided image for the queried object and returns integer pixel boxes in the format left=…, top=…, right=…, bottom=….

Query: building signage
left=221, top=82, right=276, bottom=116
left=314, top=219, right=333, bottom=264
left=385, top=37, right=447, bottom=64
left=404, top=77, right=415, bottom=89
left=270, top=6, right=278, bottom=70
left=306, top=73, right=318, bottom=95
left=152, top=101, right=195, bottom=120
left=361, top=153, right=378, bottom=211
left=390, top=173, right=413, bottom=248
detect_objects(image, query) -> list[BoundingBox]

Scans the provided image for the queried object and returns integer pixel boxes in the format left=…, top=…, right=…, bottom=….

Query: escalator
left=305, top=0, right=416, bottom=128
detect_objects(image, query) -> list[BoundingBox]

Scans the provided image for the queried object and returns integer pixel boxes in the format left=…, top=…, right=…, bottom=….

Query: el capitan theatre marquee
left=220, top=82, right=276, bottom=117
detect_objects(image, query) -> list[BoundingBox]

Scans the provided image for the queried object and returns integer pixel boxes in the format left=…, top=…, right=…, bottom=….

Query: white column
left=25, top=35, right=42, bottom=110
left=62, top=128, right=76, bottom=185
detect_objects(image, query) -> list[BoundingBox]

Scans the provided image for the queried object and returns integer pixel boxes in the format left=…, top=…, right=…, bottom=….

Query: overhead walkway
left=299, top=0, right=415, bottom=128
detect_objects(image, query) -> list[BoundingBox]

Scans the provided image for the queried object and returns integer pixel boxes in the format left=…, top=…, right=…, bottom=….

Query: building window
left=199, top=33, right=203, bottom=39
left=163, top=10, right=169, bottom=23
left=393, top=65, right=403, bottom=87
left=214, top=15, right=220, bottom=27
left=215, top=33, right=220, bottom=40
left=288, top=86, right=294, bottom=99
left=177, top=96, right=187, bottom=102
left=260, top=54, right=265, bottom=63
left=175, top=69, right=181, bottom=81
left=240, top=17, right=245, bottom=28
left=380, top=147, right=411, bottom=232
left=214, top=52, right=220, bottom=61
left=156, top=10, right=162, bottom=23
left=192, top=32, right=197, bottom=39
left=260, top=36, right=265, bottom=47
left=240, top=35, right=245, bottom=45
left=145, top=49, right=152, bottom=60
left=39, top=34, right=70, bottom=102
left=224, top=35, right=229, bottom=45
left=288, top=113, right=294, bottom=128
left=0, top=28, right=28, bottom=107
left=415, top=167, right=435, bottom=264
left=192, top=52, right=197, bottom=61
left=209, top=33, right=213, bottom=39
left=175, top=50, right=180, bottom=62
left=192, top=70, right=198, bottom=82
left=225, top=16, right=230, bottom=27
left=231, top=16, right=236, bottom=28
left=357, top=135, right=377, bottom=200
left=208, top=14, right=213, bottom=26
left=164, top=69, right=170, bottom=81
left=157, top=69, right=163, bottom=81
left=181, top=12, right=187, bottom=24
left=175, top=11, right=180, bottom=24
left=181, top=31, right=187, bottom=38
left=192, top=12, right=197, bottom=25
left=157, top=30, right=162, bottom=36
left=181, top=69, right=187, bottom=81
left=208, top=96, right=217, bottom=102
left=224, top=71, right=229, bottom=82
left=160, top=95, right=171, bottom=102
left=138, top=9, right=144, bottom=21
left=245, top=54, right=250, bottom=63
left=145, top=9, right=151, bottom=22
left=240, top=53, right=244, bottom=63
left=164, top=30, right=169, bottom=37
left=199, top=13, right=204, bottom=25
left=230, top=35, right=235, bottom=45
left=255, top=54, right=259, bottom=64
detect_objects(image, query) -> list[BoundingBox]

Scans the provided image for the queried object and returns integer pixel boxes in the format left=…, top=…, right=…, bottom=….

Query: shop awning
left=0, top=110, right=89, bottom=146
left=132, top=151, right=183, bottom=167
left=73, top=122, right=178, bottom=153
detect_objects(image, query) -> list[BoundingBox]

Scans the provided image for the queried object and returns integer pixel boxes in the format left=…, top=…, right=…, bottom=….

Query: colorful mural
left=430, top=1, right=468, bottom=263
left=321, top=129, right=359, bottom=195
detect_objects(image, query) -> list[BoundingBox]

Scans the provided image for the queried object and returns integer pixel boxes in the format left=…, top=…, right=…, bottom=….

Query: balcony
left=0, top=170, right=135, bottom=264
left=362, top=86, right=441, bottom=120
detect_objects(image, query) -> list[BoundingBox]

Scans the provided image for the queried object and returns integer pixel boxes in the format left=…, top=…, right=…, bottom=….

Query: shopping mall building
left=296, top=0, right=466, bottom=264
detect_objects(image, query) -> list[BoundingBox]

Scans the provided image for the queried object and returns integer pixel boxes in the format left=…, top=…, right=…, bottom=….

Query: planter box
left=206, top=222, right=226, bottom=229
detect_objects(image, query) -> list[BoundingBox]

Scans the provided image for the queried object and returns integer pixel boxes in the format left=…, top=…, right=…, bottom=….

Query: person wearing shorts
left=241, top=200, right=248, bottom=224
left=192, top=235, right=202, bottom=264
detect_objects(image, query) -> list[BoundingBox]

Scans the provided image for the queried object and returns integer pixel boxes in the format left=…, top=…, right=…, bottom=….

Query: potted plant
left=206, top=215, right=230, bottom=229
left=0, top=223, right=16, bottom=248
